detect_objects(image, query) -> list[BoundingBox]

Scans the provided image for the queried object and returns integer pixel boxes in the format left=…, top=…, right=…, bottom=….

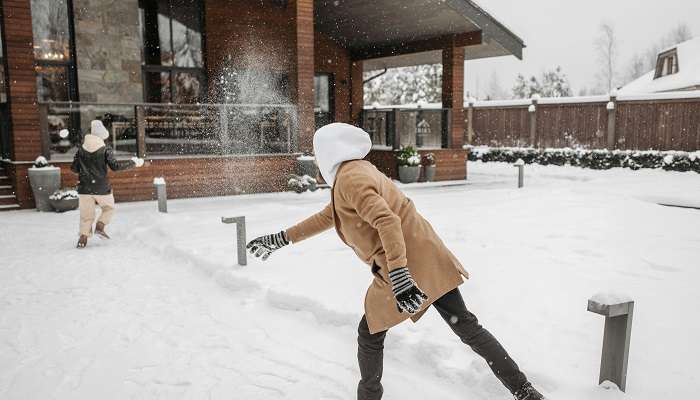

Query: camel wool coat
left=286, top=159, right=469, bottom=334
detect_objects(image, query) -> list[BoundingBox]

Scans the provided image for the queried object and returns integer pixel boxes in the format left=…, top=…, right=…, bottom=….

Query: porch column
left=350, top=60, right=363, bottom=125
left=442, top=38, right=465, bottom=149
left=290, top=0, right=315, bottom=153
left=2, top=0, right=41, bottom=161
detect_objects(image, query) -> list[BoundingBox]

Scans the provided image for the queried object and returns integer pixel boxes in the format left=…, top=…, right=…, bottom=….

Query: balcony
left=39, top=102, right=298, bottom=161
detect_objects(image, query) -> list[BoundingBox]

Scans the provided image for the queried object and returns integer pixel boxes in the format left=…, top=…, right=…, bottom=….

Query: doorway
left=314, top=73, right=334, bottom=130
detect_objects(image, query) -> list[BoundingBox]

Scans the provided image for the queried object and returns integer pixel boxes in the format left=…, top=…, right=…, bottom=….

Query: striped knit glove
left=246, top=231, right=290, bottom=261
left=389, top=267, right=428, bottom=314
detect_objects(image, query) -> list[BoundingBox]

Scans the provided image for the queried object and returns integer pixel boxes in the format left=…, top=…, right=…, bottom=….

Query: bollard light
left=153, top=177, right=167, bottom=213
left=513, top=158, right=525, bottom=188
left=221, top=216, right=247, bottom=266
left=587, top=294, right=634, bottom=392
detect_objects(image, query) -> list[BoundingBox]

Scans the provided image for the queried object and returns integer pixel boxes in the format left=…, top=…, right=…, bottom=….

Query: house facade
left=0, top=0, right=523, bottom=209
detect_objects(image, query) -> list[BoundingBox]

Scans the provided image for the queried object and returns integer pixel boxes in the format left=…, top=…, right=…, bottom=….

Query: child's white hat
left=90, top=120, right=109, bottom=140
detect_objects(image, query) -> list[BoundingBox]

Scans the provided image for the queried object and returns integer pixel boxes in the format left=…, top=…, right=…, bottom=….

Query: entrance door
left=314, top=73, right=334, bottom=129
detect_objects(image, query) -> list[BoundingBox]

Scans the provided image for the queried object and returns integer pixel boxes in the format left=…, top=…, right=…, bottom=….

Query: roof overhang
left=314, top=0, right=524, bottom=71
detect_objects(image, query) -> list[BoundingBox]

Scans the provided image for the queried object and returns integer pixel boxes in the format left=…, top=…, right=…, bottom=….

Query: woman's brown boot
left=77, top=235, right=88, bottom=248
left=95, top=222, right=110, bottom=239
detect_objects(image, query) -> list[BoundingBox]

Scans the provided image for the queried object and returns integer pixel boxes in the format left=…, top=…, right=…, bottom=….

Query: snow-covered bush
left=421, top=152, right=436, bottom=166
left=49, top=188, right=78, bottom=201
left=33, top=156, right=50, bottom=168
left=287, top=174, right=318, bottom=193
left=466, top=146, right=700, bottom=173
left=396, top=146, right=421, bottom=167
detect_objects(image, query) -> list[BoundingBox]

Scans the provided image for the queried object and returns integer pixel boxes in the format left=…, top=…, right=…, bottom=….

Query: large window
left=139, top=0, right=205, bottom=103
left=30, top=0, right=78, bottom=102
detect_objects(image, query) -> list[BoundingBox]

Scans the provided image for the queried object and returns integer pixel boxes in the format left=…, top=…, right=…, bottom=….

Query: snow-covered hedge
left=466, top=146, right=700, bottom=173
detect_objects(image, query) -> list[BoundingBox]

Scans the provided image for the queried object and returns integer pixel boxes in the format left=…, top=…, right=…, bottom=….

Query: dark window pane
left=144, top=71, right=171, bottom=103
left=36, top=65, right=69, bottom=101
left=0, top=63, right=6, bottom=103
left=140, top=0, right=173, bottom=66
left=31, top=0, right=71, bottom=61
left=314, top=75, right=330, bottom=112
left=173, top=72, right=201, bottom=103
left=171, top=0, right=203, bottom=68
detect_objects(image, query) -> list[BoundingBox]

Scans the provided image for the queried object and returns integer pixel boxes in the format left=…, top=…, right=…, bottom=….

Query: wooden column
left=289, top=0, right=315, bottom=153
left=350, top=60, right=363, bottom=126
left=2, top=0, right=40, bottom=161
left=441, top=39, right=465, bottom=149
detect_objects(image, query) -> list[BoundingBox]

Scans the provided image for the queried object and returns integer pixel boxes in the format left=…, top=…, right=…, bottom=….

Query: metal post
left=606, top=93, right=617, bottom=150
left=135, top=105, right=146, bottom=158
left=514, top=159, right=525, bottom=188
left=588, top=297, right=634, bottom=392
left=153, top=178, right=167, bottom=213
left=221, top=216, right=247, bottom=266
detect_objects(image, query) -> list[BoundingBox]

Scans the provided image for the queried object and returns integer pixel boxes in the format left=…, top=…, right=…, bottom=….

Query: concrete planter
left=423, top=165, right=436, bottom=182
left=27, top=167, right=61, bottom=211
left=49, top=197, right=79, bottom=212
left=398, top=165, right=421, bottom=183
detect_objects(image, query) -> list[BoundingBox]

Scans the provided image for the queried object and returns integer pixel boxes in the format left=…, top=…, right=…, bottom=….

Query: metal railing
left=39, top=101, right=298, bottom=160
left=361, top=108, right=451, bottom=150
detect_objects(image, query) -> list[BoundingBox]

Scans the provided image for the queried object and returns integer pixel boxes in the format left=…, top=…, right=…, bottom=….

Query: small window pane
left=171, top=0, right=203, bottom=68
left=140, top=0, right=173, bottom=66
left=31, top=0, right=71, bottom=61
left=173, top=72, right=201, bottom=103
left=314, top=75, right=330, bottom=112
left=35, top=65, right=70, bottom=101
left=144, top=71, right=171, bottom=103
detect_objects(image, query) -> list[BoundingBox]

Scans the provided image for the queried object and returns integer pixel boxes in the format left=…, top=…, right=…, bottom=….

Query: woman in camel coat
left=246, top=123, right=544, bottom=400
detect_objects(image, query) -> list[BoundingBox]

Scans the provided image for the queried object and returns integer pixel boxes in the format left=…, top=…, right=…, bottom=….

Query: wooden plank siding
left=469, top=97, right=700, bottom=151
left=2, top=0, right=41, bottom=161
left=9, top=155, right=299, bottom=208
left=367, top=149, right=468, bottom=181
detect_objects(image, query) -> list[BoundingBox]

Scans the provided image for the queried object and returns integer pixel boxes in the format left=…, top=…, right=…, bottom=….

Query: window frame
left=32, top=0, right=80, bottom=102
left=654, top=48, right=679, bottom=79
left=139, top=0, right=207, bottom=104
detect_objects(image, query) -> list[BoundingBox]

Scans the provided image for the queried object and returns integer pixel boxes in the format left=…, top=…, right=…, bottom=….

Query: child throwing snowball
left=247, top=123, right=545, bottom=400
left=71, top=120, right=144, bottom=248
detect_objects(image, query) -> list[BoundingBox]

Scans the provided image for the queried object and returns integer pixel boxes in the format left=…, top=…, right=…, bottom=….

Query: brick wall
left=314, top=32, right=351, bottom=123
left=1, top=0, right=41, bottom=162
left=10, top=154, right=300, bottom=208
left=367, top=148, right=468, bottom=181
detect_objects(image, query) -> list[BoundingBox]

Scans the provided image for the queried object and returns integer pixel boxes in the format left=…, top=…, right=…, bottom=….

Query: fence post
left=38, top=103, right=50, bottom=158
left=529, top=94, right=539, bottom=147
left=388, top=109, right=399, bottom=150
left=606, top=91, right=617, bottom=150
left=135, top=105, right=146, bottom=158
left=466, top=97, right=475, bottom=145
left=153, top=177, right=167, bottom=213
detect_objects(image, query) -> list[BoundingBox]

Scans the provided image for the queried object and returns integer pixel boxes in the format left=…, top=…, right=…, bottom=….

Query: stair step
left=0, top=194, right=15, bottom=199
left=0, top=185, right=11, bottom=189
left=0, top=204, right=20, bottom=210
left=0, top=197, right=18, bottom=206
left=0, top=188, right=14, bottom=196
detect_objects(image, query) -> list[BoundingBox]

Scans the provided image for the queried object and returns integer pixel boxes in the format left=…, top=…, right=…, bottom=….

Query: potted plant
left=421, top=152, right=436, bottom=182
left=287, top=174, right=318, bottom=193
left=27, top=156, right=61, bottom=211
left=396, top=146, right=421, bottom=184
left=48, top=188, right=79, bottom=212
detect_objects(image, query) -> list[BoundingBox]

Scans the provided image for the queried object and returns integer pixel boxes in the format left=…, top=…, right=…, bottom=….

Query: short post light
left=221, top=216, right=247, bottom=266
left=513, top=158, right=525, bottom=188
left=153, top=177, right=167, bottom=213
left=587, top=293, right=634, bottom=392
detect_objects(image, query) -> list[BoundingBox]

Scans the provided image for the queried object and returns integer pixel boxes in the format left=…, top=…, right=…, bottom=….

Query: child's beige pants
left=78, top=194, right=115, bottom=236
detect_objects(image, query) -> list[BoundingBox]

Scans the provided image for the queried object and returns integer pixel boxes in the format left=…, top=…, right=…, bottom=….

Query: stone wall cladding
left=73, top=0, right=143, bottom=103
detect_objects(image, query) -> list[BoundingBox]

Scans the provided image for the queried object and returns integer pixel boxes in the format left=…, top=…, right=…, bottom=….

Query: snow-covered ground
left=1, top=162, right=699, bottom=399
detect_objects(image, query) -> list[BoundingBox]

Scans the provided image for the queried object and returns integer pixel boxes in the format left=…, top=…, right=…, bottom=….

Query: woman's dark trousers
left=357, top=287, right=528, bottom=400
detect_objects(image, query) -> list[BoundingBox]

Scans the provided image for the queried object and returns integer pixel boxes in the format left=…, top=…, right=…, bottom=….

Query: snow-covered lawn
left=1, top=162, right=699, bottom=399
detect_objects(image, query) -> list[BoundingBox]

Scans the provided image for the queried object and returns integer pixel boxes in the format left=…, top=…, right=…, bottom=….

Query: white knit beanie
left=90, top=120, right=109, bottom=140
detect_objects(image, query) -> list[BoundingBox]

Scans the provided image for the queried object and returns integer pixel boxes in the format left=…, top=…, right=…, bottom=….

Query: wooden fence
left=466, top=92, right=700, bottom=151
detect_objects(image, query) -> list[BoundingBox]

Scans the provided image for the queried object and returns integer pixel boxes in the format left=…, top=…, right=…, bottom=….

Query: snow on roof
left=620, top=36, right=700, bottom=94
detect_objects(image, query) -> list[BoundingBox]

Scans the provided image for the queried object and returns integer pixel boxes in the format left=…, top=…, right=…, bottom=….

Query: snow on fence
left=466, top=91, right=700, bottom=152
